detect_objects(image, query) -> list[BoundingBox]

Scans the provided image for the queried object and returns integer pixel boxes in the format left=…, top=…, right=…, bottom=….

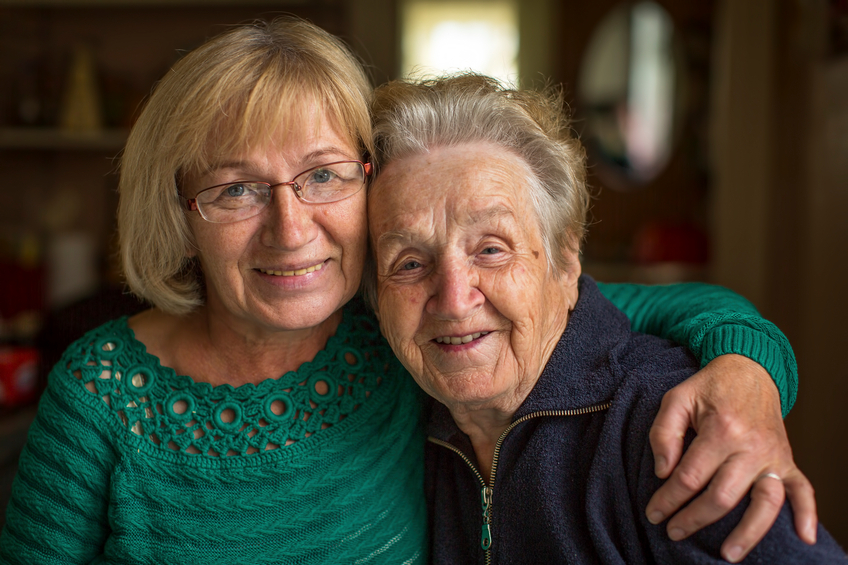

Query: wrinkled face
left=369, top=142, right=579, bottom=412
left=183, top=107, right=367, bottom=335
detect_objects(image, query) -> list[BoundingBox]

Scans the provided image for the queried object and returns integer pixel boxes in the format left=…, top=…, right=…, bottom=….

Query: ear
left=183, top=217, right=199, bottom=259
left=565, top=248, right=582, bottom=280
left=559, top=233, right=582, bottom=281
left=184, top=236, right=198, bottom=258
left=556, top=236, right=582, bottom=310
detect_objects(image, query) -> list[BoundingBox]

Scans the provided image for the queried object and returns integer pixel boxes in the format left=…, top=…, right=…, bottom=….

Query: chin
left=254, top=294, right=347, bottom=332
left=430, top=373, right=506, bottom=407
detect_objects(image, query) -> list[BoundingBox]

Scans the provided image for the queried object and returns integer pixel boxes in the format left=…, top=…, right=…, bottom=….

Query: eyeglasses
left=184, top=160, right=372, bottom=223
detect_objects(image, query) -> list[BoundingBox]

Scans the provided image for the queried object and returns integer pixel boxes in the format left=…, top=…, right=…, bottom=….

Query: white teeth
left=435, top=332, right=487, bottom=345
left=259, top=262, right=324, bottom=277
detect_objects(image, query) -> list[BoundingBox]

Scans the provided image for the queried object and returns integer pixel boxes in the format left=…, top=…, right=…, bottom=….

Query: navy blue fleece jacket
left=425, top=276, right=847, bottom=564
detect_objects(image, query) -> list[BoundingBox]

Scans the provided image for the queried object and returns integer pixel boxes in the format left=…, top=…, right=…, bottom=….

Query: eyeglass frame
left=183, top=159, right=373, bottom=223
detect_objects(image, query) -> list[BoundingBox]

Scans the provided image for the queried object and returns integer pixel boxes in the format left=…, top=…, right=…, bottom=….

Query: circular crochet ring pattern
left=307, top=373, right=335, bottom=404
left=214, top=401, right=244, bottom=432
left=338, top=347, right=364, bottom=371
left=94, top=337, right=124, bottom=359
left=263, top=394, right=294, bottom=424
left=124, top=366, right=155, bottom=395
left=165, top=391, right=197, bottom=422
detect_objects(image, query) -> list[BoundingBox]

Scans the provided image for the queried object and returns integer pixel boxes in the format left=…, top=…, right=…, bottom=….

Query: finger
left=784, top=470, right=817, bottom=544
left=662, top=457, right=757, bottom=540
left=646, top=433, right=730, bottom=525
left=649, top=387, right=693, bottom=479
left=719, top=474, right=785, bottom=563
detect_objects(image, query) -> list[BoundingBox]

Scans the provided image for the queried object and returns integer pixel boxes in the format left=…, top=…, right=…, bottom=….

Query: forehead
left=369, top=143, right=535, bottom=236
left=192, top=97, right=356, bottom=174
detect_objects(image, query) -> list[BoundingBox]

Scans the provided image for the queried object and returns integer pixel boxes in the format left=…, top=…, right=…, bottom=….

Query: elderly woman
left=367, top=74, right=845, bottom=564
left=0, top=19, right=814, bottom=564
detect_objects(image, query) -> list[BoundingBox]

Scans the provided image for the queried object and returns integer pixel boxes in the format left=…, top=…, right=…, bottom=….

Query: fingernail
left=648, top=510, right=665, bottom=524
left=806, top=524, right=817, bottom=544
left=655, top=456, right=667, bottom=475
left=668, top=527, right=686, bottom=541
left=724, top=545, right=743, bottom=563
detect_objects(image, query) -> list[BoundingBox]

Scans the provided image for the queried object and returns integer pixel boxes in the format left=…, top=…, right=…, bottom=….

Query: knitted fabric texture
left=0, top=307, right=426, bottom=564
left=597, top=281, right=798, bottom=417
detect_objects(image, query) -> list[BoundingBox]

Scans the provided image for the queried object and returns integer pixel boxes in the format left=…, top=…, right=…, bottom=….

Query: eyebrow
left=375, top=204, right=516, bottom=248
left=210, top=147, right=357, bottom=175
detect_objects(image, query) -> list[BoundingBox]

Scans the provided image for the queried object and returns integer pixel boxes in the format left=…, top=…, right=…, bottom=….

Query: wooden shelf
left=0, top=128, right=129, bottom=151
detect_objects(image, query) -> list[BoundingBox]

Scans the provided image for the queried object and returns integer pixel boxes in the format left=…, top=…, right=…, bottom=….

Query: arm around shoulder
left=597, top=280, right=797, bottom=416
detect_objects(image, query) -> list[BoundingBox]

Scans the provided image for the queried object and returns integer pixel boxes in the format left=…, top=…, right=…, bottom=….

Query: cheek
left=341, top=193, right=368, bottom=233
left=193, top=223, right=252, bottom=271
left=378, top=287, right=424, bottom=338
left=329, top=198, right=368, bottom=259
left=486, top=264, right=535, bottom=306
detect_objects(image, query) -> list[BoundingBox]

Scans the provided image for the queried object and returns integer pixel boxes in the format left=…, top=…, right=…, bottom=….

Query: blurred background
left=0, top=0, right=846, bottom=548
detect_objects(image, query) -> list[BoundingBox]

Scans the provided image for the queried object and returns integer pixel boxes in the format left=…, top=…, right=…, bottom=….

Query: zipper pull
left=480, top=486, right=493, bottom=550
left=481, top=523, right=492, bottom=550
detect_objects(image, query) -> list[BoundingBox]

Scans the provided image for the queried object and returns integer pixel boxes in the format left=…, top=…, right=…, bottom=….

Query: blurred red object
left=0, top=262, right=45, bottom=319
left=0, top=347, right=39, bottom=407
left=630, top=222, right=710, bottom=265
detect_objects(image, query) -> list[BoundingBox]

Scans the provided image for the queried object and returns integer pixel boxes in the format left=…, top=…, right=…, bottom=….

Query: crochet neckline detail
left=121, top=308, right=355, bottom=397
left=64, top=305, right=399, bottom=462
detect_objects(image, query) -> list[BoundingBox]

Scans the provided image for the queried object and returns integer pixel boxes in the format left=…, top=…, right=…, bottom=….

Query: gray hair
left=365, top=73, right=589, bottom=308
left=118, top=17, right=373, bottom=315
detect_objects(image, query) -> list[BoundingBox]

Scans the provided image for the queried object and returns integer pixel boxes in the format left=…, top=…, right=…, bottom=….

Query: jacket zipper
left=428, top=401, right=611, bottom=564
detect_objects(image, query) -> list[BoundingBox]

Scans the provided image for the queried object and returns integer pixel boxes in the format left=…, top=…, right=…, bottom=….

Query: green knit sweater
left=0, top=282, right=796, bottom=564
left=598, top=281, right=796, bottom=416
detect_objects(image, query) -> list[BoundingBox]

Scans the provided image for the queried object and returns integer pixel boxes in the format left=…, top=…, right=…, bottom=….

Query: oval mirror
left=578, top=1, right=685, bottom=188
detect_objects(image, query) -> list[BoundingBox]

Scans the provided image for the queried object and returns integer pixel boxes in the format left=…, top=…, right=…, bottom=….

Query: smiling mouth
left=257, top=262, right=325, bottom=277
left=434, top=332, right=489, bottom=345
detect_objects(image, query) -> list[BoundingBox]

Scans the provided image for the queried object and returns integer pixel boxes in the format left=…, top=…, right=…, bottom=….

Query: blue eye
left=225, top=184, right=247, bottom=197
left=401, top=260, right=421, bottom=271
left=481, top=247, right=501, bottom=255
left=310, top=169, right=335, bottom=184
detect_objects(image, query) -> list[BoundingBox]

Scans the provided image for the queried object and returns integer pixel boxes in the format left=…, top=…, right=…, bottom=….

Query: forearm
left=598, top=281, right=797, bottom=416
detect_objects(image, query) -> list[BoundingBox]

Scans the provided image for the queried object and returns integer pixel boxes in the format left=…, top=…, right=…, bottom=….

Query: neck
left=131, top=306, right=343, bottom=388
left=449, top=404, right=516, bottom=484
left=197, top=306, right=343, bottom=386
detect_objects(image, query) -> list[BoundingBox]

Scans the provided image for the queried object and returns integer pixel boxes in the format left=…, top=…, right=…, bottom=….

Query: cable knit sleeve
left=597, top=281, right=797, bottom=417
left=0, top=367, right=116, bottom=563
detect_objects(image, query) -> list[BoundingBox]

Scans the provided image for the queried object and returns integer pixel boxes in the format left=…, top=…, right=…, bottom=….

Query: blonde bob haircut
left=365, top=74, right=589, bottom=307
left=119, top=17, right=373, bottom=315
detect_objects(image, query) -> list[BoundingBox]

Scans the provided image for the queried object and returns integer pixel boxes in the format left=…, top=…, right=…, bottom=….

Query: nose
left=260, top=183, right=317, bottom=250
left=426, top=259, right=485, bottom=321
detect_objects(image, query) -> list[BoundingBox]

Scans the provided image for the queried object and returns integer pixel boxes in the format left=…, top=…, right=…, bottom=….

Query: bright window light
left=626, top=1, right=674, bottom=179
left=401, top=0, right=519, bottom=85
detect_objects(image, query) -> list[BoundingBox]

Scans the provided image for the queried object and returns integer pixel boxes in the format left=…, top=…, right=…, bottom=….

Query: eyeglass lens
left=195, top=161, right=366, bottom=223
